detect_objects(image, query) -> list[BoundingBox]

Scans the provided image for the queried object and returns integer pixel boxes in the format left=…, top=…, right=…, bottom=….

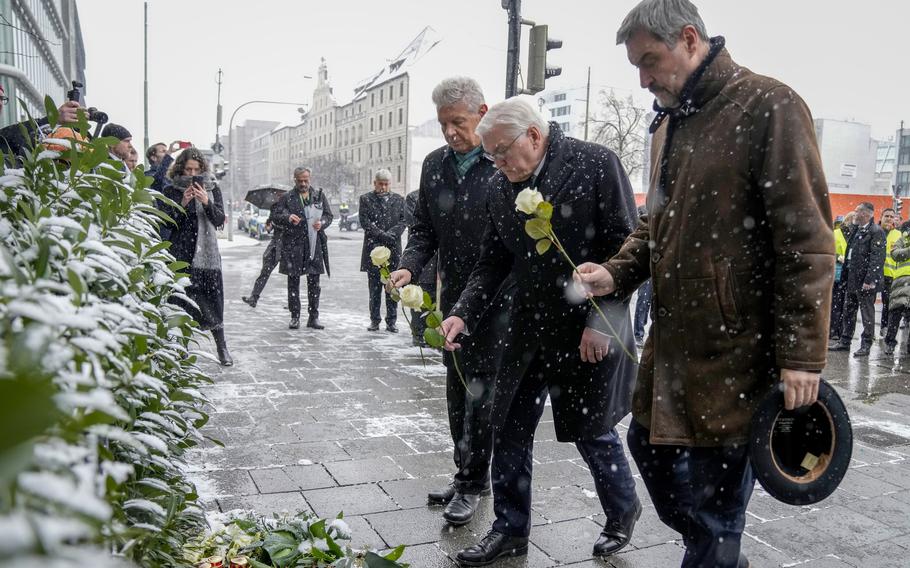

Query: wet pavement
left=186, top=227, right=910, bottom=567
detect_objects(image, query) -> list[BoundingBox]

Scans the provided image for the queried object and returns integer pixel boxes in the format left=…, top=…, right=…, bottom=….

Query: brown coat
left=604, top=48, right=834, bottom=447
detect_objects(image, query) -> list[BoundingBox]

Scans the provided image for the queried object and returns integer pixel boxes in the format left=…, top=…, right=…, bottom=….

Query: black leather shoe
left=242, top=295, right=258, bottom=308
left=853, top=346, right=871, bottom=357
left=455, top=530, right=528, bottom=567
left=592, top=500, right=641, bottom=557
left=386, top=323, right=399, bottom=333
left=884, top=343, right=895, bottom=355
left=307, top=318, right=325, bottom=330
left=217, top=346, right=234, bottom=367
left=367, top=322, right=380, bottom=332
left=738, top=553, right=751, bottom=568
left=828, top=342, right=850, bottom=351
left=443, top=492, right=480, bottom=525
left=428, top=482, right=491, bottom=504
left=289, top=317, right=300, bottom=329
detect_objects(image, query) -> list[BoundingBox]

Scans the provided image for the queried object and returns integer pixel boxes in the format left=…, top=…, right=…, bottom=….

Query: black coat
left=404, top=191, right=437, bottom=287
left=843, top=222, right=886, bottom=293
left=273, top=187, right=333, bottom=277
left=399, top=146, right=504, bottom=375
left=359, top=191, right=406, bottom=272
left=450, top=123, right=638, bottom=441
left=0, top=118, right=44, bottom=166
left=160, top=180, right=226, bottom=264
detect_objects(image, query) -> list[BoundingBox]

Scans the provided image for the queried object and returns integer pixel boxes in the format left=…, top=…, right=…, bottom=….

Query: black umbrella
left=244, top=186, right=288, bottom=210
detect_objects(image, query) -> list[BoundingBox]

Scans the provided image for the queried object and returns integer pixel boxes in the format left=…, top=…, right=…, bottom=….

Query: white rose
left=515, top=187, right=544, bottom=215
left=370, top=246, right=391, bottom=267
left=399, top=284, right=425, bottom=310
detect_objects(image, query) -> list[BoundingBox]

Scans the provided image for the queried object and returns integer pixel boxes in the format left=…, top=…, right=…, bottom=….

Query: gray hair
left=475, top=96, right=550, bottom=141
left=616, top=0, right=708, bottom=47
left=431, top=77, right=485, bottom=112
left=374, top=168, right=392, bottom=182
left=293, top=166, right=311, bottom=176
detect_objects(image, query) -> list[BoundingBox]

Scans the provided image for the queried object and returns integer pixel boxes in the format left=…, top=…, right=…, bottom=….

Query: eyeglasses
left=484, top=131, right=526, bottom=162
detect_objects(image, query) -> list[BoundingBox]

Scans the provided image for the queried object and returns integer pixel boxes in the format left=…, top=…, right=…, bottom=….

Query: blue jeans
left=634, top=280, right=652, bottom=339
left=490, top=367, right=637, bottom=536
left=627, top=419, right=754, bottom=568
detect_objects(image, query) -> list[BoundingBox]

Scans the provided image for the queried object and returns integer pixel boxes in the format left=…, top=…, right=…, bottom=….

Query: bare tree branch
left=589, top=89, right=647, bottom=181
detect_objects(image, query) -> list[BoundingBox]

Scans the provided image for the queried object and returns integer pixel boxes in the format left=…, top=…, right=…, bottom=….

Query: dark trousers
left=249, top=238, right=280, bottom=300
left=884, top=305, right=910, bottom=349
left=491, top=359, right=637, bottom=537
left=830, top=279, right=847, bottom=338
left=366, top=269, right=397, bottom=324
left=840, top=289, right=876, bottom=347
left=881, top=276, right=893, bottom=329
left=288, top=273, right=320, bottom=319
left=628, top=420, right=754, bottom=568
left=634, top=279, right=653, bottom=339
left=446, top=361, right=495, bottom=494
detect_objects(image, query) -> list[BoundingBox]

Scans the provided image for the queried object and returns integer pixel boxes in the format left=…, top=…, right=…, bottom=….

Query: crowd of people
left=829, top=203, right=910, bottom=357
left=2, top=0, right=846, bottom=566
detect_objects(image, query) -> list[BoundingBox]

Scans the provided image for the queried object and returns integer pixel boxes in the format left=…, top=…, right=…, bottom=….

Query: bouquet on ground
left=515, top=188, right=635, bottom=362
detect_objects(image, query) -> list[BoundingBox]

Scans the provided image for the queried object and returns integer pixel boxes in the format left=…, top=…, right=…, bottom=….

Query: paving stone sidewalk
left=185, top=229, right=910, bottom=567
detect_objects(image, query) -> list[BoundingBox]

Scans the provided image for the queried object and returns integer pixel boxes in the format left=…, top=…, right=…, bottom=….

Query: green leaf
left=44, top=95, right=59, bottom=128
left=536, top=200, right=553, bottom=220
left=365, top=551, right=407, bottom=567
left=424, top=327, right=445, bottom=349
left=262, top=529, right=300, bottom=567
left=325, top=533, right=343, bottom=557
left=524, top=218, right=550, bottom=240
left=309, top=518, right=327, bottom=539
left=169, top=260, right=189, bottom=272
left=425, top=311, right=442, bottom=329
left=422, top=291, right=433, bottom=310
left=384, top=544, right=406, bottom=562
left=67, top=267, right=85, bottom=298
left=535, top=238, right=553, bottom=255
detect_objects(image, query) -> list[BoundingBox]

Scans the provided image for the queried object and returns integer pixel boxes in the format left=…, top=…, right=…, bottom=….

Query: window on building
left=369, top=144, right=373, bottom=159
left=371, top=93, right=375, bottom=107
left=902, top=135, right=910, bottom=148
left=378, top=142, right=382, bottom=158
left=389, top=85, right=394, bottom=100
left=399, top=108, right=404, bottom=125
left=400, top=82, right=404, bottom=97
left=379, top=115, right=383, bottom=130
left=397, top=165, right=401, bottom=182
left=387, top=139, right=391, bottom=155
left=398, top=137, right=402, bottom=154
left=359, top=125, right=363, bottom=142
left=357, top=148, right=361, bottom=162
left=388, top=111, right=392, bottom=128
left=370, top=118, right=374, bottom=132
left=900, top=151, right=910, bottom=166
left=561, top=122, right=570, bottom=131
left=554, top=93, right=566, bottom=102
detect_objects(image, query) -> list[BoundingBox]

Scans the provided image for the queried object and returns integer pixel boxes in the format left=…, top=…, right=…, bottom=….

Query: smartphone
left=192, top=175, right=205, bottom=186
left=178, top=141, right=192, bottom=149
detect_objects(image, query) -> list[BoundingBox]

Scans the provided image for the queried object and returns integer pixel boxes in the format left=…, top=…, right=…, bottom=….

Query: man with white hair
left=389, top=77, right=503, bottom=527
left=574, top=1, right=833, bottom=566
left=440, top=97, right=640, bottom=565
left=359, top=168, right=406, bottom=332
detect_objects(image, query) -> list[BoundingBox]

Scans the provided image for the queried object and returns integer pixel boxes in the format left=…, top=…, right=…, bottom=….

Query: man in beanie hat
left=101, top=123, right=133, bottom=161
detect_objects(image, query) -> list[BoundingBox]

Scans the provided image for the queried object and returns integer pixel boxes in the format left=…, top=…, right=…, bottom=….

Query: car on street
left=246, top=207, right=273, bottom=240
left=339, top=211, right=361, bottom=231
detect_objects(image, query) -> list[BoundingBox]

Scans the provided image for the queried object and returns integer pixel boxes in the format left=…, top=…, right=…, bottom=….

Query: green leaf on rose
left=424, top=327, right=445, bottom=349
left=525, top=218, right=550, bottom=240
left=425, top=310, right=443, bottom=328
left=536, top=201, right=553, bottom=220
left=536, top=238, right=553, bottom=255
left=422, top=291, right=434, bottom=310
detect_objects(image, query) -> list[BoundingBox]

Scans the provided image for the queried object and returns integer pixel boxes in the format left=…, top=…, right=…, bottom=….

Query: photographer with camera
left=0, top=82, right=83, bottom=165
left=160, top=148, right=233, bottom=367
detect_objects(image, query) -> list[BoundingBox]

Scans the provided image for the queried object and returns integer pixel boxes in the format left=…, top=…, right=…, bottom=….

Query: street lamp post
left=226, top=100, right=308, bottom=240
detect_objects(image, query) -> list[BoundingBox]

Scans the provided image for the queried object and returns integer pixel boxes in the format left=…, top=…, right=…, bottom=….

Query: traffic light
left=526, top=25, right=562, bottom=94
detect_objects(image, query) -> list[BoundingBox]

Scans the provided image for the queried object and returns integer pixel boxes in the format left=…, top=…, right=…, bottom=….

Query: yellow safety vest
left=834, top=228, right=847, bottom=258
left=884, top=229, right=901, bottom=278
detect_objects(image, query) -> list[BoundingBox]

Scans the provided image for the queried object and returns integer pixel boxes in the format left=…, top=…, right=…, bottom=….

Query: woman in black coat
left=160, top=148, right=232, bottom=366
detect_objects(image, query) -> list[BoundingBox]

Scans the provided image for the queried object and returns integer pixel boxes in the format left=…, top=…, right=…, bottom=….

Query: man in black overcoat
left=273, top=167, right=333, bottom=330
left=359, top=168, right=406, bottom=332
left=440, top=98, right=640, bottom=566
left=389, top=77, right=504, bottom=527
left=830, top=201, right=886, bottom=357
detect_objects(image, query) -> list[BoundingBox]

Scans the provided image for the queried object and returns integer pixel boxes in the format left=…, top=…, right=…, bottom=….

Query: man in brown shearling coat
left=576, top=1, right=834, bottom=567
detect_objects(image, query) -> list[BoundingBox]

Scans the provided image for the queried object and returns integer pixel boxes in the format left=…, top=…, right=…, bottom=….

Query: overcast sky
left=78, top=0, right=908, bottom=154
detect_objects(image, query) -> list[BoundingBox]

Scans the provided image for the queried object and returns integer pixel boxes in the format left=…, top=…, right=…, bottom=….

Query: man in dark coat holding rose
left=440, top=97, right=640, bottom=566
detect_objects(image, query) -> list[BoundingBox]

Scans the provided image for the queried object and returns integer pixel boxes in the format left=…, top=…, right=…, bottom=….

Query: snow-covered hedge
left=0, top=104, right=212, bottom=567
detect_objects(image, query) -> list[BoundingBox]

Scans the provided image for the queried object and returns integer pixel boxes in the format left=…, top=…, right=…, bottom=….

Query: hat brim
left=750, top=378, right=852, bottom=506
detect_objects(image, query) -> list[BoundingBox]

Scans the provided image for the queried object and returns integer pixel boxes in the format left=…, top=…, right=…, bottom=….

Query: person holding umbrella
left=273, top=167, right=333, bottom=330
left=242, top=186, right=289, bottom=308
